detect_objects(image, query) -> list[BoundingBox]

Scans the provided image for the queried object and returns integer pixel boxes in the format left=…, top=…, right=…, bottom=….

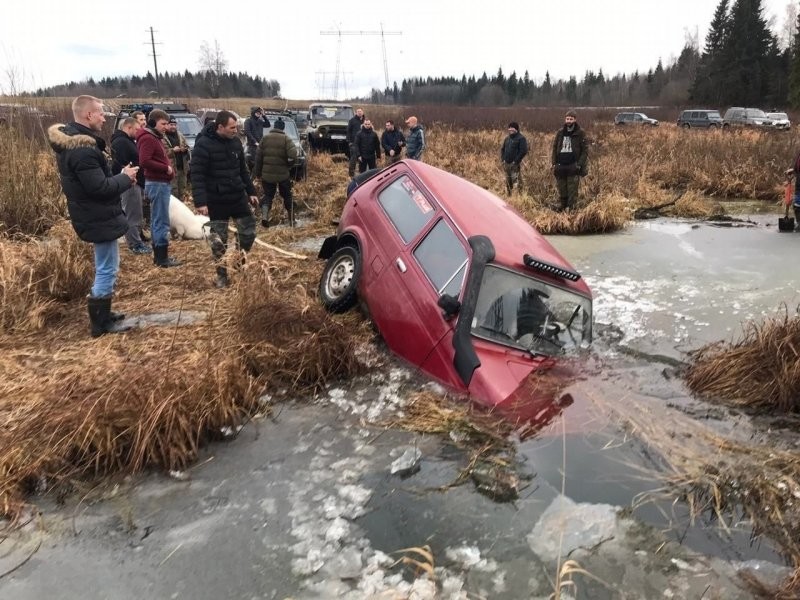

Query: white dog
left=169, top=195, right=209, bottom=240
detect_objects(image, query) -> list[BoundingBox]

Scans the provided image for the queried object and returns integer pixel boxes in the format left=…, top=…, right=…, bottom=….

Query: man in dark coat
left=354, top=119, right=381, bottom=173
left=380, top=120, right=405, bottom=164
left=347, top=107, right=365, bottom=177
left=254, top=118, right=299, bottom=228
left=111, top=117, right=149, bottom=254
left=243, top=106, right=269, bottom=172
left=48, top=95, right=138, bottom=337
left=190, top=110, right=259, bottom=288
left=551, top=109, right=589, bottom=211
left=500, top=121, right=529, bottom=195
left=405, top=116, right=426, bottom=160
left=164, top=116, right=189, bottom=199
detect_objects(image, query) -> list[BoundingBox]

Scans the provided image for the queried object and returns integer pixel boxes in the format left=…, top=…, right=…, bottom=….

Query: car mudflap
left=318, top=235, right=338, bottom=260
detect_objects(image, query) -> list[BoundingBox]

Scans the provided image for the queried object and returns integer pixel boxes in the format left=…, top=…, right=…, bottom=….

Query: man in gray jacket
left=405, top=116, right=426, bottom=161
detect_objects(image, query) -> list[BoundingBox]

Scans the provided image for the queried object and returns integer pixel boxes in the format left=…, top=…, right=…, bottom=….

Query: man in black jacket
left=111, top=117, right=149, bottom=254
left=190, top=111, right=259, bottom=288
left=552, top=109, right=589, bottom=211
left=500, top=121, right=529, bottom=195
left=347, top=108, right=365, bottom=177
left=48, top=95, right=139, bottom=337
left=244, top=107, right=270, bottom=172
left=381, top=120, right=406, bottom=164
left=354, top=119, right=381, bottom=173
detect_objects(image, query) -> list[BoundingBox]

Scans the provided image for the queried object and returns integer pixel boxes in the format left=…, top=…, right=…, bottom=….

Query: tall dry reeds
left=685, top=309, right=800, bottom=413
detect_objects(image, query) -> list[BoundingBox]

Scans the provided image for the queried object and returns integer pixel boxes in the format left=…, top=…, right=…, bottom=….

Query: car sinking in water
left=318, top=161, right=593, bottom=412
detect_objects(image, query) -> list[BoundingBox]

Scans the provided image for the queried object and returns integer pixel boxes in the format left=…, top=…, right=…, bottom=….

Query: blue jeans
left=91, top=240, right=119, bottom=297
left=794, top=188, right=800, bottom=208
left=145, top=181, right=171, bottom=247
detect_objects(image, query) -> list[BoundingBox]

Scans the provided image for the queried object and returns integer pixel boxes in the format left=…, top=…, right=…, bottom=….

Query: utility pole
left=147, top=26, right=161, bottom=96
left=320, top=26, right=402, bottom=98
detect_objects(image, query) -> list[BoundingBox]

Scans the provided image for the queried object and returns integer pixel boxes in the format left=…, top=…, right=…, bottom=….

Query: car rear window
left=413, top=219, right=468, bottom=296
left=378, top=175, right=436, bottom=243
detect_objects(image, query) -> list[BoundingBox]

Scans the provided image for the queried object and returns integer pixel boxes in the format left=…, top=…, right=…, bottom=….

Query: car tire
left=681, top=123, right=691, bottom=129
left=320, top=245, right=361, bottom=313
left=709, top=123, right=719, bottom=129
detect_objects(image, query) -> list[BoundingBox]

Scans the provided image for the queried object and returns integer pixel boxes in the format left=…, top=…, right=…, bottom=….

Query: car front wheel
left=682, top=123, right=691, bottom=129
left=709, top=123, right=719, bottom=129
left=320, top=245, right=361, bottom=313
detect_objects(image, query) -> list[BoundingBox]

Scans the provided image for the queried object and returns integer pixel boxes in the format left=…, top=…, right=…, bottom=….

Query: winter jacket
left=164, top=130, right=189, bottom=170
left=135, top=127, right=173, bottom=183
left=354, top=128, right=382, bottom=161
left=190, top=122, right=256, bottom=208
left=501, top=132, right=529, bottom=165
left=253, top=129, right=298, bottom=183
left=406, top=125, right=426, bottom=159
left=110, top=129, right=144, bottom=187
left=381, top=129, right=406, bottom=156
left=551, top=124, right=588, bottom=177
left=48, top=122, right=131, bottom=243
left=347, top=114, right=364, bottom=143
left=244, top=109, right=269, bottom=147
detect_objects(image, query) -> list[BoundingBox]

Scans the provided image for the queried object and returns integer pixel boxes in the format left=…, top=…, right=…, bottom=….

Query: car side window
left=377, top=175, right=437, bottom=243
left=634, top=114, right=642, bottom=121
left=413, top=219, right=468, bottom=296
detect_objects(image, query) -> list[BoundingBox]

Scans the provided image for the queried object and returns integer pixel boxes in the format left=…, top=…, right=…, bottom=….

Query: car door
left=362, top=174, right=456, bottom=368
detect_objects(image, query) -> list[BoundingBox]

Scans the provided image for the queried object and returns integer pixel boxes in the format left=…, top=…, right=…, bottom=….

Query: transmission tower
left=145, top=27, right=162, bottom=96
left=320, top=25, right=402, bottom=98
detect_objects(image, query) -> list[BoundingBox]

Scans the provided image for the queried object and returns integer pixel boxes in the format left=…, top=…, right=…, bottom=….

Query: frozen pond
left=1, top=217, right=796, bottom=599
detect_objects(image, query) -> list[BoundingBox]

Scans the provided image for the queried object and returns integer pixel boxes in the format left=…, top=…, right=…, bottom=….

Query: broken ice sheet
left=390, top=447, right=422, bottom=477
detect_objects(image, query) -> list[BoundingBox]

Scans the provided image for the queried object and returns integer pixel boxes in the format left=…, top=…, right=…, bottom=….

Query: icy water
left=1, top=217, right=796, bottom=599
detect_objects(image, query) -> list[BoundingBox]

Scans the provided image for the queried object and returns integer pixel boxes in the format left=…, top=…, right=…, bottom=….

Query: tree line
left=33, top=70, right=280, bottom=99
left=370, top=0, right=800, bottom=108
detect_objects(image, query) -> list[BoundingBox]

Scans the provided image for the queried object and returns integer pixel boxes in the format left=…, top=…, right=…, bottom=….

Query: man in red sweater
left=136, top=109, right=180, bottom=267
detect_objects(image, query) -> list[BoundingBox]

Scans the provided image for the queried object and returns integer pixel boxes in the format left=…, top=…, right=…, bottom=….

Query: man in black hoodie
left=111, top=117, right=149, bottom=254
left=347, top=108, right=365, bottom=177
left=48, top=95, right=139, bottom=337
left=551, top=109, right=588, bottom=211
left=500, top=121, right=528, bottom=195
left=354, top=119, right=381, bottom=173
left=190, top=111, right=259, bottom=288
left=244, top=106, right=270, bottom=172
left=380, top=120, right=405, bottom=164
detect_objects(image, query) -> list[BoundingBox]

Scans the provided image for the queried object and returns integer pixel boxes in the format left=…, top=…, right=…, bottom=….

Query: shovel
left=779, top=179, right=795, bottom=232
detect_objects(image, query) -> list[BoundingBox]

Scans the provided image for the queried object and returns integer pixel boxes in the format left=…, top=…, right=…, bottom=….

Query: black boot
left=153, top=244, right=181, bottom=268
left=214, top=266, right=229, bottom=288
left=87, top=296, right=132, bottom=338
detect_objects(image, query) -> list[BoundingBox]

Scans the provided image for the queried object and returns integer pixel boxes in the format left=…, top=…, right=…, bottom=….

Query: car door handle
left=395, top=258, right=407, bottom=273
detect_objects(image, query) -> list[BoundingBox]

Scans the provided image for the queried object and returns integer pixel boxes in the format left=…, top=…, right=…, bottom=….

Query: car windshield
left=265, top=119, right=300, bottom=141
left=768, top=113, right=788, bottom=120
left=312, top=105, right=354, bottom=120
left=745, top=109, right=767, bottom=118
left=174, top=116, right=203, bottom=136
left=471, top=265, right=592, bottom=356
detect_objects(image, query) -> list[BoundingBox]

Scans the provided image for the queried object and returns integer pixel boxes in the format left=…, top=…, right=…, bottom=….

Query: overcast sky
left=0, top=0, right=792, bottom=99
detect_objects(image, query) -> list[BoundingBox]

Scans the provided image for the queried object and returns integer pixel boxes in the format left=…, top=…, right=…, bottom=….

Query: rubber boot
left=153, top=244, right=181, bottom=268
left=87, top=296, right=132, bottom=338
left=214, top=266, right=229, bottom=288
left=260, top=200, right=272, bottom=228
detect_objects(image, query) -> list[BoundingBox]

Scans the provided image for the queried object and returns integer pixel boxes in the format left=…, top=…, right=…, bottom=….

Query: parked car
left=317, top=161, right=593, bottom=411
left=261, top=110, right=307, bottom=181
left=0, top=103, right=55, bottom=125
left=722, top=107, right=773, bottom=129
left=614, top=112, right=658, bottom=126
left=766, top=112, right=791, bottom=130
left=676, top=109, right=723, bottom=129
left=307, top=103, right=354, bottom=154
left=114, top=103, right=203, bottom=150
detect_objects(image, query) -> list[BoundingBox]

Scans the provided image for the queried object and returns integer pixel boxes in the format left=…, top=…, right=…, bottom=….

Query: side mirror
left=438, top=294, right=461, bottom=320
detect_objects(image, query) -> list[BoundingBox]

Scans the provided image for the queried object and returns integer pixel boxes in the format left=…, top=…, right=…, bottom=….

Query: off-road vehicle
left=722, top=107, right=773, bottom=129
left=676, top=109, right=723, bottom=129
left=306, top=103, right=354, bottom=154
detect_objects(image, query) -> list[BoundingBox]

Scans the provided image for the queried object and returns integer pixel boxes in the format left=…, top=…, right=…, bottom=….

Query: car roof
left=401, top=161, right=591, bottom=296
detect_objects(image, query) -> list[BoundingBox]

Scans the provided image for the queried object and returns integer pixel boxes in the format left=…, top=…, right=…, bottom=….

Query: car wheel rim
left=326, top=255, right=355, bottom=298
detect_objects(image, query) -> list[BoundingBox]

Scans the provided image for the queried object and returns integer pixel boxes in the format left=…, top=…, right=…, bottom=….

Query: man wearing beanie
left=551, top=109, right=588, bottom=212
left=254, top=118, right=298, bottom=228
left=500, top=121, right=528, bottom=194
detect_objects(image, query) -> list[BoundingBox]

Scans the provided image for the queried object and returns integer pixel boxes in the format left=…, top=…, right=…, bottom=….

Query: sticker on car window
left=413, top=192, right=433, bottom=214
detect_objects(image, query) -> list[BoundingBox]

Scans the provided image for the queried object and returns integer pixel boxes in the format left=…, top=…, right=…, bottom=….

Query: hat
left=251, top=106, right=262, bottom=113
left=565, top=109, right=578, bottom=118
left=273, top=119, right=285, bottom=130
left=168, top=115, right=177, bottom=124
left=508, top=121, right=519, bottom=131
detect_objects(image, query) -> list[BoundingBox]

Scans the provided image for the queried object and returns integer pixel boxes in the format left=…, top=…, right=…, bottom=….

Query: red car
left=318, top=161, right=593, bottom=413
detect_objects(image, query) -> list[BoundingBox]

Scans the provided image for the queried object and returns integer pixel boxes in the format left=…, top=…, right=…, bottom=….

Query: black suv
left=262, top=110, right=308, bottom=181
left=114, top=103, right=203, bottom=150
left=306, top=103, right=354, bottom=154
left=676, top=109, right=723, bottom=129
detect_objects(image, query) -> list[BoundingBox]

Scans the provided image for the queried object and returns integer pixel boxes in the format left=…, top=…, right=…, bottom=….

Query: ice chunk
left=390, top=447, right=422, bottom=477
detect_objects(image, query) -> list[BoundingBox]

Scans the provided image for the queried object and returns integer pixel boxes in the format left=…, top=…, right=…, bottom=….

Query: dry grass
left=685, top=309, right=800, bottom=413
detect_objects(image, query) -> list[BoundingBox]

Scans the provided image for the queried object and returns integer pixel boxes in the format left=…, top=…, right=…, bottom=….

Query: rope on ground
left=226, top=225, right=307, bottom=260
